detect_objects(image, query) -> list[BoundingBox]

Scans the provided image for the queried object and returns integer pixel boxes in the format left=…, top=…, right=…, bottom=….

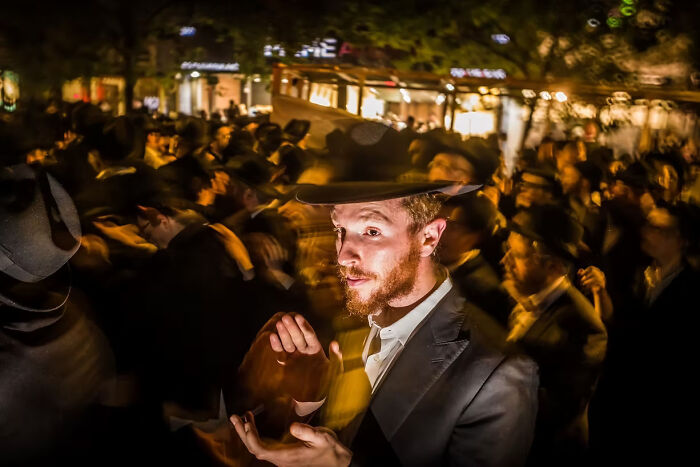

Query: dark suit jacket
left=451, top=252, right=514, bottom=327
left=337, top=286, right=539, bottom=467
left=512, top=284, right=607, bottom=466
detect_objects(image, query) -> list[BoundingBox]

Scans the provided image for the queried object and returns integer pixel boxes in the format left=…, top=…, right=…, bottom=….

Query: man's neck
left=373, top=268, right=444, bottom=328
left=654, top=254, right=683, bottom=277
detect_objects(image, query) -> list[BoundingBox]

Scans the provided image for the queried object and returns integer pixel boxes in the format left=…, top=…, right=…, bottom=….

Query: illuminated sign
left=180, top=61, right=240, bottom=72
left=180, top=26, right=196, bottom=37
left=450, top=68, right=507, bottom=79
left=264, top=38, right=339, bottom=59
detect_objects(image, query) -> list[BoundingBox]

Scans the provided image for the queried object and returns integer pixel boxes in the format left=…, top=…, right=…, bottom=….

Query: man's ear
left=420, top=218, right=447, bottom=257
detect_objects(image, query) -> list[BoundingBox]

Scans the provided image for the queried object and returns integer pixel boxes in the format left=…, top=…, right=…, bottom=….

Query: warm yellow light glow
left=522, top=89, right=537, bottom=99
left=453, top=111, right=495, bottom=136
left=478, top=86, right=489, bottom=95
left=554, top=91, right=568, bottom=102
left=540, top=91, right=552, bottom=100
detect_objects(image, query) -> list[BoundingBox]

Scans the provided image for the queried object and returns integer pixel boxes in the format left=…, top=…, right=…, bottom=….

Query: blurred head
left=439, top=194, right=496, bottom=264
left=214, top=125, right=233, bottom=149
left=641, top=206, right=685, bottom=264
left=560, top=164, right=582, bottom=196
left=136, top=206, right=203, bottom=249
left=515, top=169, right=560, bottom=208
left=428, top=152, right=476, bottom=184
left=332, top=194, right=446, bottom=316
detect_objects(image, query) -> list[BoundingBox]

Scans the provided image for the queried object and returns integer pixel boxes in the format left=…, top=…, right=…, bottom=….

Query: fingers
left=283, top=314, right=309, bottom=352
left=289, top=422, right=326, bottom=446
left=294, top=314, right=321, bottom=353
left=276, top=318, right=298, bottom=353
left=270, top=333, right=284, bottom=353
left=230, top=412, right=267, bottom=459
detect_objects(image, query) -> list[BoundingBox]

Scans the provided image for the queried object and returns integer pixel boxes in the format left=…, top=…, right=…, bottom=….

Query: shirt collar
left=528, top=275, right=568, bottom=311
left=368, top=276, right=453, bottom=347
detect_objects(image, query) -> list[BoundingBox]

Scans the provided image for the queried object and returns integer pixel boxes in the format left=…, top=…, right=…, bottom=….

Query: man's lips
left=345, top=277, right=370, bottom=287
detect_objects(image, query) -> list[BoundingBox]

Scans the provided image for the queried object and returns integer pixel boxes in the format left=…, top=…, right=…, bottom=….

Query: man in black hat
left=231, top=180, right=538, bottom=466
left=502, top=204, right=607, bottom=467
left=1, top=165, right=112, bottom=465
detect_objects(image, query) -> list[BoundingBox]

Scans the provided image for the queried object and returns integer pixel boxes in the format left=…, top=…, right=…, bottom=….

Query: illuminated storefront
left=0, top=70, right=20, bottom=112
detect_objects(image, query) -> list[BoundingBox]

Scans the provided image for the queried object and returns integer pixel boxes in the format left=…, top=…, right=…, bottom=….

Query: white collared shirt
left=507, top=275, right=569, bottom=342
left=362, top=277, right=453, bottom=392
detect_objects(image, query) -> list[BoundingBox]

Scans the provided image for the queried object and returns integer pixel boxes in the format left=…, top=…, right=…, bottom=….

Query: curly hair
left=401, top=193, right=445, bottom=234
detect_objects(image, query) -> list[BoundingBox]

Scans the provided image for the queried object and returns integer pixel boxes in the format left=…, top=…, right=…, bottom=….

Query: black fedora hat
left=224, top=155, right=281, bottom=200
left=283, top=119, right=311, bottom=144
left=1, top=165, right=81, bottom=312
left=507, top=204, right=583, bottom=262
left=296, top=121, right=480, bottom=205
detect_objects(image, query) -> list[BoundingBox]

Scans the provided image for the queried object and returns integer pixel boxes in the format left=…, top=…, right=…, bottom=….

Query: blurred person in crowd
left=646, top=151, right=687, bottom=203
left=560, top=161, right=605, bottom=254
left=206, top=124, right=233, bottom=164
left=231, top=180, right=538, bottom=466
left=1, top=165, right=112, bottom=466
left=594, top=202, right=700, bottom=464
left=133, top=203, right=256, bottom=432
left=255, top=123, right=283, bottom=159
left=502, top=204, right=607, bottom=467
left=143, top=120, right=174, bottom=169
left=554, top=140, right=582, bottom=172
left=440, top=193, right=513, bottom=326
left=514, top=166, right=562, bottom=209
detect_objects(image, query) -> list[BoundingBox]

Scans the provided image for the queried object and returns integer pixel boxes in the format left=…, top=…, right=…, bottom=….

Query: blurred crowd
left=1, top=99, right=699, bottom=466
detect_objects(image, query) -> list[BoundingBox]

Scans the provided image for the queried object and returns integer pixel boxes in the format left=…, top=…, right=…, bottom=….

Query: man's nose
left=337, top=237, right=360, bottom=267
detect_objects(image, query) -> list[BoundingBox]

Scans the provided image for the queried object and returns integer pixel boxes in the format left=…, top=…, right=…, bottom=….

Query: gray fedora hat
left=1, top=165, right=81, bottom=311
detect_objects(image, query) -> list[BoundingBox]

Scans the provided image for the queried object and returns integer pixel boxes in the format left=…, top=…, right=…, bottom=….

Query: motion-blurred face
left=332, top=199, right=422, bottom=316
left=428, top=152, right=475, bottom=184
left=136, top=213, right=176, bottom=249
left=560, top=165, right=582, bottom=196
left=641, top=207, right=683, bottom=262
left=515, top=173, right=555, bottom=208
left=502, top=230, right=548, bottom=296
left=215, top=126, right=233, bottom=149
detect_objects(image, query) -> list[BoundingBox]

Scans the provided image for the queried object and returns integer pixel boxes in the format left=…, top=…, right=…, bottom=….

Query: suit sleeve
left=447, top=355, right=539, bottom=467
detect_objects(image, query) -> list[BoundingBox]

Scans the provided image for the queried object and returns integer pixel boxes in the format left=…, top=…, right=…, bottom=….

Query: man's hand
left=270, top=313, right=343, bottom=401
left=578, top=266, right=606, bottom=294
left=230, top=411, right=352, bottom=467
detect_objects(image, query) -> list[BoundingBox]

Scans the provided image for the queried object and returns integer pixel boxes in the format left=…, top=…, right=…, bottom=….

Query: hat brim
left=295, top=181, right=481, bottom=205
left=0, top=263, right=71, bottom=313
left=506, top=220, right=579, bottom=262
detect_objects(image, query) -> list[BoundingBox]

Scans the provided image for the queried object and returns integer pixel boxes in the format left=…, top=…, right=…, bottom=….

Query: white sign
left=450, top=68, right=507, bottom=79
left=143, top=96, right=160, bottom=111
left=491, top=34, right=510, bottom=44
left=180, top=61, right=240, bottom=72
left=264, top=38, right=339, bottom=59
left=180, top=26, right=196, bottom=37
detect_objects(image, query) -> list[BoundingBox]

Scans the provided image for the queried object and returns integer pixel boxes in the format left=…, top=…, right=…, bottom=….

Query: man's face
left=428, top=152, right=475, bottom=184
left=515, top=173, right=554, bottom=208
left=502, top=230, right=548, bottom=296
left=332, top=199, right=422, bottom=316
left=216, top=126, right=233, bottom=148
left=641, top=208, right=683, bottom=261
left=137, top=215, right=172, bottom=249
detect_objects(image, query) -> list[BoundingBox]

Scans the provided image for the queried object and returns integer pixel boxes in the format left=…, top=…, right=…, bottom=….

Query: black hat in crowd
left=614, top=161, right=651, bottom=190
left=255, top=123, right=283, bottom=154
left=1, top=165, right=81, bottom=312
left=283, top=119, right=311, bottom=144
left=436, top=138, right=500, bottom=185
left=225, top=156, right=281, bottom=200
left=296, top=121, right=479, bottom=205
left=508, top=204, right=583, bottom=262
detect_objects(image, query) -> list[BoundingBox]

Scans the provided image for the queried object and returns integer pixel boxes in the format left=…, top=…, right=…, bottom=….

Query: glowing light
left=588, top=18, right=601, bottom=28
left=435, top=93, right=446, bottom=105
left=620, top=5, right=636, bottom=16
left=612, top=91, right=631, bottom=101
left=446, top=83, right=455, bottom=91
left=540, top=91, right=552, bottom=100
left=522, top=89, right=537, bottom=99
left=554, top=91, right=567, bottom=102
left=190, top=71, right=200, bottom=78
left=281, top=78, right=289, bottom=84
left=478, top=86, right=489, bottom=95
left=490, top=88, right=501, bottom=95
left=174, top=72, right=182, bottom=79
left=621, top=0, right=636, bottom=5
left=400, top=88, right=411, bottom=103
left=179, top=26, right=196, bottom=37
left=453, top=111, right=496, bottom=137
left=253, top=77, right=261, bottom=83
left=607, top=17, right=622, bottom=28
left=450, top=68, right=507, bottom=79
left=491, top=34, right=510, bottom=44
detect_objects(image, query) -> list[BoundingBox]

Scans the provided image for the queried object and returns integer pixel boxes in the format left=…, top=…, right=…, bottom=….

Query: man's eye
left=365, top=228, right=381, bottom=237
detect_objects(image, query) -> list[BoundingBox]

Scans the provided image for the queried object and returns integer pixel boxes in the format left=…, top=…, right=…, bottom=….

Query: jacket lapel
left=370, top=288, right=470, bottom=440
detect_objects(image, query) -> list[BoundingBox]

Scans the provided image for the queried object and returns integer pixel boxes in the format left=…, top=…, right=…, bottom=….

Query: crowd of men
left=1, top=100, right=699, bottom=466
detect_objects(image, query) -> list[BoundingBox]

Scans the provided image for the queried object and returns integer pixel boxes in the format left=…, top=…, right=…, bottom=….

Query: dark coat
left=338, top=286, right=539, bottom=467
left=451, top=252, right=514, bottom=327
left=512, top=284, right=607, bottom=466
